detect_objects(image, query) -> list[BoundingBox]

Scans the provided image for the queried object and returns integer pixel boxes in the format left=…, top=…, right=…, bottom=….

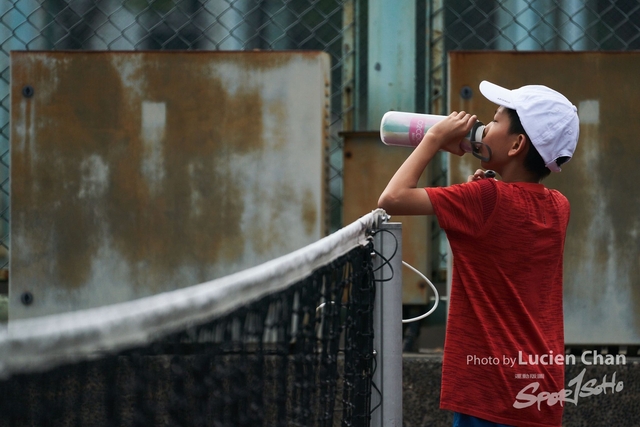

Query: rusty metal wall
left=1, top=0, right=357, bottom=279
left=10, top=50, right=330, bottom=319
left=341, top=131, right=431, bottom=305
left=448, top=51, right=640, bottom=345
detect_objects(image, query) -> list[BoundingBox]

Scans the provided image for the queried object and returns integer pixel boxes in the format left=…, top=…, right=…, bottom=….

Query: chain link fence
left=2, top=0, right=640, bottom=276
left=426, top=0, right=640, bottom=118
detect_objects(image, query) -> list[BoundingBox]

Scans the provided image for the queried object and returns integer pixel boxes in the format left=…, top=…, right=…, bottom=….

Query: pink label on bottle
left=408, top=117, right=426, bottom=146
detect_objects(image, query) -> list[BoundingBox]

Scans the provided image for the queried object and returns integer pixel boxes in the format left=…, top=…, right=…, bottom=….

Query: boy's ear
left=508, top=134, right=528, bottom=157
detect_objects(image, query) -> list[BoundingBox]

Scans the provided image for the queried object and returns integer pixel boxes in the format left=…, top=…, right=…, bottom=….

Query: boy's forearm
left=377, top=135, right=439, bottom=214
left=382, top=135, right=439, bottom=193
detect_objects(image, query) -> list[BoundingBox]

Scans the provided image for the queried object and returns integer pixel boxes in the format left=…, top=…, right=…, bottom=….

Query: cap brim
left=479, top=81, right=515, bottom=109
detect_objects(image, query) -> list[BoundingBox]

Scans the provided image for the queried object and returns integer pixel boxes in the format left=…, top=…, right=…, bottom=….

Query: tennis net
left=0, top=209, right=386, bottom=427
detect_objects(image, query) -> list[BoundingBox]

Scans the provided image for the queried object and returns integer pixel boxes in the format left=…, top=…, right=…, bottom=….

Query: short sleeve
left=425, top=179, right=498, bottom=237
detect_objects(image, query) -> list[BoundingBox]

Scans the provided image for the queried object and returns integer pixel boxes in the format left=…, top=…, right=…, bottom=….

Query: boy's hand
left=467, top=169, right=496, bottom=182
left=423, top=111, right=477, bottom=156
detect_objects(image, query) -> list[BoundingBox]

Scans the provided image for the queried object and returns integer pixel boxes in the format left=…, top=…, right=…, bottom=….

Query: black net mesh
left=0, top=243, right=374, bottom=427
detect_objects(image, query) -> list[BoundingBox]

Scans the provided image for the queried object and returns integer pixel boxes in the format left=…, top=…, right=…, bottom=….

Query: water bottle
left=379, top=111, right=485, bottom=153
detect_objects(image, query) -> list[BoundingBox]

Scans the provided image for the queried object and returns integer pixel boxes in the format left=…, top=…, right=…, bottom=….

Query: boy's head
left=479, top=81, right=579, bottom=178
left=503, top=107, right=568, bottom=180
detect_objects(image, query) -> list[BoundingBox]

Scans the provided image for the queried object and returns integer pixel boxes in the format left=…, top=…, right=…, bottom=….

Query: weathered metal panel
left=449, top=51, right=640, bottom=344
left=342, top=132, right=431, bottom=305
left=11, top=51, right=329, bottom=320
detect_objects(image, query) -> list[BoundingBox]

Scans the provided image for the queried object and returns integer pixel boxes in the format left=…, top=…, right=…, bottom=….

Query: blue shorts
left=453, top=412, right=514, bottom=427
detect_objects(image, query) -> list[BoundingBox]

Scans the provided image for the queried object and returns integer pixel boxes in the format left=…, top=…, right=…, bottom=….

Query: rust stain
left=11, top=52, right=266, bottom=292
left=301, top=188, right=318, bottom=236
left=10, top=51, right=329, bottom=316
left=14, top=53, right=131, bottom=290
left=246, top=183, right=287, bottom=257
left=106, top=53, right=264, bottom=290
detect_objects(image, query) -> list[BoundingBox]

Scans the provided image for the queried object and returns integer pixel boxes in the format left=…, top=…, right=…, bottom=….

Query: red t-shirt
left=426, top=179, right=569, bottom=427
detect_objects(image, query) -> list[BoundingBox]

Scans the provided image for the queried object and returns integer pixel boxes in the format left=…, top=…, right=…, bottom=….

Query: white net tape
left=0, top=209, right=387, bottom=379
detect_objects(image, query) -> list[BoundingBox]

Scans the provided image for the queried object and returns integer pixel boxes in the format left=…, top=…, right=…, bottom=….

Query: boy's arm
left=377, top=111, right=477, bottom=216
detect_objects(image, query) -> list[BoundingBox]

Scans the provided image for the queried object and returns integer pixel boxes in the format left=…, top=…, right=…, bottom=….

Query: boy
left=378, top=81, right=580, bottom=427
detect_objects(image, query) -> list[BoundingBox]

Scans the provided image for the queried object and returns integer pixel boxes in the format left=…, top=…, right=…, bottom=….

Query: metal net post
left=371, top=220, right=402, bottom=427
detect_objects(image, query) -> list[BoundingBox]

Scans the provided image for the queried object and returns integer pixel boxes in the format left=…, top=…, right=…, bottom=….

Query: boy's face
left=479, top=106, right=520, bottom=172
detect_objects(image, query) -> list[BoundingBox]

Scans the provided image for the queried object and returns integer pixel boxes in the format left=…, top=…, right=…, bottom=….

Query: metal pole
left=559, top=0, right=590, bottom=50
left=495, top=0, right=553, bottom=50
left=342, top=0, right=356, bottom=131
left=372, top=221, right=403, bottom=427
left=367, top=0, right=416, bottom=129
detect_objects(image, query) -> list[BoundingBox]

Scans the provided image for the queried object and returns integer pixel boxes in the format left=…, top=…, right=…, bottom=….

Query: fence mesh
left=425, top=0, right=640, bottom=116
left=2, top=0, right=640, bottom=274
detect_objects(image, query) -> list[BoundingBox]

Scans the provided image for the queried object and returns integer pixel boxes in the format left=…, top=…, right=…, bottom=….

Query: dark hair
left=504, top=108, right=553, bottom=181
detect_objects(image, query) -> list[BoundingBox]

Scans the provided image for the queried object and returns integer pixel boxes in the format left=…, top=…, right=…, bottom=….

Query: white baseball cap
left=479, top=80, right=579, bottom=172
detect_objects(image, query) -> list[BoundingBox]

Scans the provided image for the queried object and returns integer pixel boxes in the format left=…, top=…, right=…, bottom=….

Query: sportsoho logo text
left=467, top=350, right=626, bottom=410
left=514, top=351, right=625, bottom=410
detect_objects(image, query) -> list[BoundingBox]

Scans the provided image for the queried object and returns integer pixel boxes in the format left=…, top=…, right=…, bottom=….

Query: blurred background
left=2, top=0, right=639, bottom=350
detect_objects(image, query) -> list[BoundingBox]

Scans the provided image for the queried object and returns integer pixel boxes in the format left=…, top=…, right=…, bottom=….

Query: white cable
left=401, top=261, right=439, bottom=324
left=315, top=301, right=335, bottom=312
left=316, top=261, right=439, bottom=323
